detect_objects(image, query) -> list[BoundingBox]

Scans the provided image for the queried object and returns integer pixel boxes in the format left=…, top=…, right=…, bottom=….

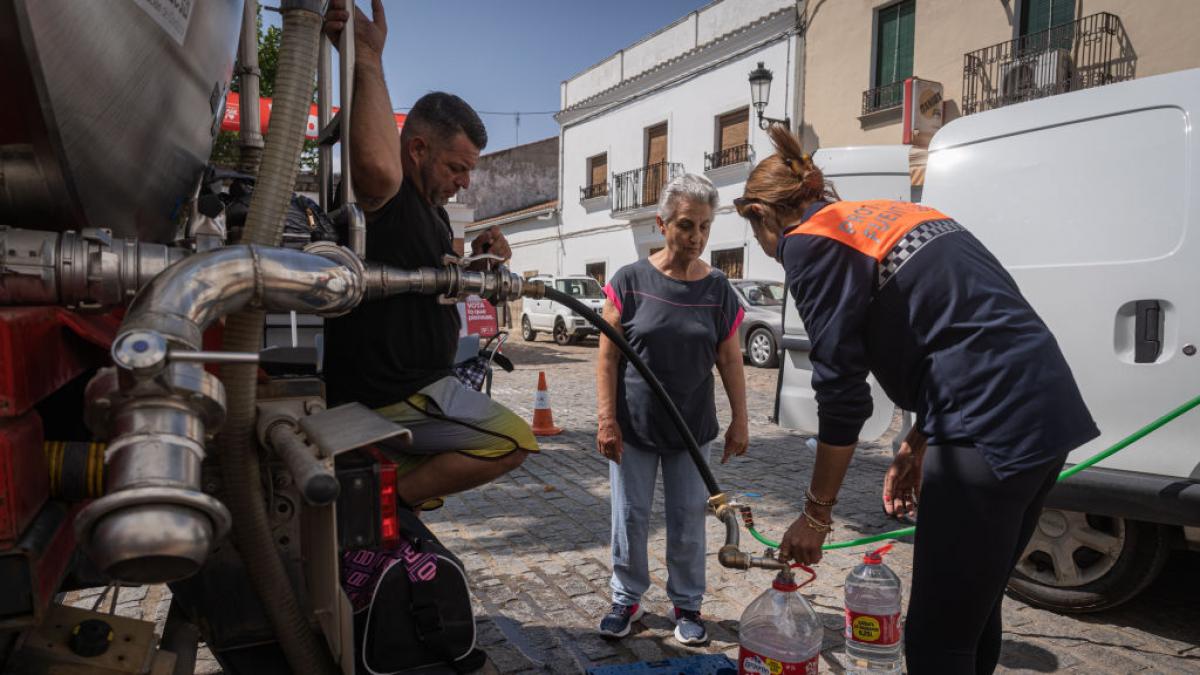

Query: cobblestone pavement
left=59, top=338, right=1198, bottom=673
left=434, top=337, right=1199, bottom=674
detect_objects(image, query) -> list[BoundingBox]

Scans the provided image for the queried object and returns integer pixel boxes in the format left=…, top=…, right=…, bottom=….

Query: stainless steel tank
left=0, top=0, right=244, bottom=244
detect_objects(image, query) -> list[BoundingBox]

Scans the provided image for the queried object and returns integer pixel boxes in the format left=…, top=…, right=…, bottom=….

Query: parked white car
left=521, top=275, right=606, bottom=345
left=776, top=68, right=1200, bottom=613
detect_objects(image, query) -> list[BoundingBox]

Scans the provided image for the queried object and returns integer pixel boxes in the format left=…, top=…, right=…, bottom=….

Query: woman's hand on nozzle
left=778, top=512, right=828, bottom=566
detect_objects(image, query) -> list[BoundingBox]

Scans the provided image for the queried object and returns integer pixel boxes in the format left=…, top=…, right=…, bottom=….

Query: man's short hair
left=401, top=92, right=488, bottom=151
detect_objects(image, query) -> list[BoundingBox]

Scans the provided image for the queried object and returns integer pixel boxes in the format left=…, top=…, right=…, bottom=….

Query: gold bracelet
left=805, top=487, right=837, bottom=508
left=801, top=508, right=834, bottom=534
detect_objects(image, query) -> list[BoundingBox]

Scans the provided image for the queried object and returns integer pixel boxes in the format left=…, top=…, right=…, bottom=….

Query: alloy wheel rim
left=750, top=333, right=771, bottom=363
left=1016, top=509, right=1125, bottom=587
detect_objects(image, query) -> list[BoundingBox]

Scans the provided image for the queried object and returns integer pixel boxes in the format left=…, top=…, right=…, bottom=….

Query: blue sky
left=269, top=0, right=711, bottom=152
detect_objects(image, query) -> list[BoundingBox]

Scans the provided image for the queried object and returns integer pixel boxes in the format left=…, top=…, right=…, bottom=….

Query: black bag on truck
left=341, top=508, right=485, bottom=674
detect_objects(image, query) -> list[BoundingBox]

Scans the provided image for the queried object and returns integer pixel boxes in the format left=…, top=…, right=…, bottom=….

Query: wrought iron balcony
left=962, top=12, right=1134, bottom=116
left=580, top=182, right=608, bottom=200
left=705, top=143, right=755, bottom=171
left=862, top=80, right=906, bottom=115
left=612, top=161, right=684, bottom=214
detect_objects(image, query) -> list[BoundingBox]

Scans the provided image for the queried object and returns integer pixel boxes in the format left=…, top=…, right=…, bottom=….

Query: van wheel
left=747, top=328, right=778, bottom=368
left=1007, top=510, right=1172, bottom=613
left=521, top=316, right=537, bottom=341
left=553, top=320, right=575, bottom=346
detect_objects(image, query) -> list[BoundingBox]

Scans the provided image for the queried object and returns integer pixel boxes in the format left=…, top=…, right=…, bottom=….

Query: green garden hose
left=745, top=393, right=1200, bottom=551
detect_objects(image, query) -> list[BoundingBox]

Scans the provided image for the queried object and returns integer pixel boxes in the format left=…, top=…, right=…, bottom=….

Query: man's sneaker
left=672, top=608, right=708, bottom=646
left=598, top=603, right=643, bottom=638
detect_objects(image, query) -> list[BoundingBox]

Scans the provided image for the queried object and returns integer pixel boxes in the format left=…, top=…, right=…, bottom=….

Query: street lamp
left=748, top=62, right=790, bottom=130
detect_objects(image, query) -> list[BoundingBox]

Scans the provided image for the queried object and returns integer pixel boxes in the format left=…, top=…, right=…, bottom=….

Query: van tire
left=1007, top=510, right=1172, bottom=613
left=521, top=316, right=537, bottom=342
left=553, top=319, right=575, bottom=346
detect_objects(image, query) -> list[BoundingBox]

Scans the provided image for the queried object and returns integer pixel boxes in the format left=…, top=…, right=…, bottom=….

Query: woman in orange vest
left=735, top=125, right=1099, bottom=673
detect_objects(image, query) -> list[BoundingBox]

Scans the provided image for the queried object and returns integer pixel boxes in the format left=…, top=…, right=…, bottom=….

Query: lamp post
left=748, top=62, right=791, bottom=130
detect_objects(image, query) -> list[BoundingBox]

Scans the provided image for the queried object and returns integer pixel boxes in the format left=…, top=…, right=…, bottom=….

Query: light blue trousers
left=609, top=441, right=711, bottom=612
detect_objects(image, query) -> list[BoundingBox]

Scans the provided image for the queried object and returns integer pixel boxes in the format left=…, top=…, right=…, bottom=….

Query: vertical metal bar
left=238, top=0, right=264, bottom=174
left=338, top=5, right=363, bottom=258
left=317, top=39, right=333, bottom=212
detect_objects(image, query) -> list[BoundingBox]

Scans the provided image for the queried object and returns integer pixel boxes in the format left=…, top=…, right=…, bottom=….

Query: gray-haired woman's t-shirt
left=603, top=258, right=744, bottom=452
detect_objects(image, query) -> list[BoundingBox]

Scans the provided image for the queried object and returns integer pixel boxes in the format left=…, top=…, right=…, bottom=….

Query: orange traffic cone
left=530, top=371, right=563, bottom=436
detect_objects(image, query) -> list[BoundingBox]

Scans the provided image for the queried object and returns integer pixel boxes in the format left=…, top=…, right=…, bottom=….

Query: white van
left=520, top=274, right=606, bottom=345
left=776, top=68, right=1200, bottom=612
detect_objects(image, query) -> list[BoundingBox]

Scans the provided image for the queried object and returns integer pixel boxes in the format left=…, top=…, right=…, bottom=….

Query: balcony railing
left=962, top=12, right=1135, bottom=115
left=613, top=161, right=684, bottom=214
left=580, top=182, right=608, bottom=200
left=862, top=80, right=906, bottom=115
left=705, top=143, right=755, bottom=171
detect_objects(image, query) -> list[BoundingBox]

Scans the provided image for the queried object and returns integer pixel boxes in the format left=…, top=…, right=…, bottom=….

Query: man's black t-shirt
left=324, top=178, right=461, bottom=407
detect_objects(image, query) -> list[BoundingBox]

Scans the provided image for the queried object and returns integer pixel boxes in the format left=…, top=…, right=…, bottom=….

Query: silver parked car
left=731, top=279, right=785, bottom=368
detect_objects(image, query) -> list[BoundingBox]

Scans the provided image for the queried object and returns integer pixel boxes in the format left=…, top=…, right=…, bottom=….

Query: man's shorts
left=374, top=376, right=539, bottom=476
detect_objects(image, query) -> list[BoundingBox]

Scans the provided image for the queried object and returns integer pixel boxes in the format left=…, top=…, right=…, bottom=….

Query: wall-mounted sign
left=903, top=78, right=944, bottom=147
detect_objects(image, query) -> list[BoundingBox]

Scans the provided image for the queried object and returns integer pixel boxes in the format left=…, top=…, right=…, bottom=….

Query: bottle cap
left=772, top=569, right=798, bottom=592
left=772, top=564, right=816, bottom=591
left=862, top=543, right=894, bottom=565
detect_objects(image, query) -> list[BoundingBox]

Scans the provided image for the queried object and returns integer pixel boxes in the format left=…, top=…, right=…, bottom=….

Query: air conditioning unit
left=999, top=48, right=1074, bottom=103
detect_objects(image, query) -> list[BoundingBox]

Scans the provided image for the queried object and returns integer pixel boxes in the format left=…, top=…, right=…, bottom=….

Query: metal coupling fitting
left=521, top=279, right=546, bottom=300
left=0, top=227, right=185, bottom=309
left=718, top=545, right=750, bottom=569
left=76, top=362, right=230, bottom=583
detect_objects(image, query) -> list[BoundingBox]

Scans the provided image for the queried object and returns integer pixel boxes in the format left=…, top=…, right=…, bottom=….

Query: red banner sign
left=221, top=91, right=405, bottom=139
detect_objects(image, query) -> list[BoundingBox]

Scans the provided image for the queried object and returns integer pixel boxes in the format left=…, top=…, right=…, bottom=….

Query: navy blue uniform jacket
left=779, top=200, right=1098, bottom=478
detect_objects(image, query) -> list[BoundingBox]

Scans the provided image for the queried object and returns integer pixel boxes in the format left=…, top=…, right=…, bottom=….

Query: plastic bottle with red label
left=843, top=544, right=903, bottom=673
left=737, top=567, right=823, bottom=675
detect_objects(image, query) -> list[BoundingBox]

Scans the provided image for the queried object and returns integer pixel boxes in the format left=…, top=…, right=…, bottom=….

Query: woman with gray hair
left=595, top=173, right=749, bottom=645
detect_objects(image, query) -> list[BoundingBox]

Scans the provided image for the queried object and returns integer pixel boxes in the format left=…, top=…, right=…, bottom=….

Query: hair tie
left=788, top=158, right=803, bottom=177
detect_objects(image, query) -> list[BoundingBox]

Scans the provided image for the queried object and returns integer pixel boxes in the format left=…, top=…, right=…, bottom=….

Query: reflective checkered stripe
left=877, top=218, right=964, bottom=289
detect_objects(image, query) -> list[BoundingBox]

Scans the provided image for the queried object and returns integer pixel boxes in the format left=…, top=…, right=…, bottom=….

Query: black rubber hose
left=542, top=287, right=722, bottom=497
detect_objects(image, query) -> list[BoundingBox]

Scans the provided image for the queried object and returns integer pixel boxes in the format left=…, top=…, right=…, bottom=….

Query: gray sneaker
left=598, top=603, right=643, bottom=638
left=672, top=608, right=708, bottom=645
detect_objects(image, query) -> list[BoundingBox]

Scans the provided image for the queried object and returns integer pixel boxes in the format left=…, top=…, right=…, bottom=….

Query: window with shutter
left=585, top=153, right=607, bottom=199
left=711, top=248, right=745, bottom=279
left=645, top=123, right=668, bottom=166
left=718, top=109, right=749, bottom=151
left=712, top=109, right=751, bottom=169
left=1020, top=0, right=1074, bottom=35
left=1019, top=0, right=1074, bottom=52
left=643, top=123, right=669, bottom=207
left=873, top=0, right=915, bottom=110
left=585, top=262, right=606, bottom=285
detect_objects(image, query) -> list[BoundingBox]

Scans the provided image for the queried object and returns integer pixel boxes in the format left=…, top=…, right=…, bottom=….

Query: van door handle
left=1134, top=300, right=1163, bottom=364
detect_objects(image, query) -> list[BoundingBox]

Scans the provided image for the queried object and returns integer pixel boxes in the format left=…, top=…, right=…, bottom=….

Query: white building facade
left=514, top=0, right=802, bottom=285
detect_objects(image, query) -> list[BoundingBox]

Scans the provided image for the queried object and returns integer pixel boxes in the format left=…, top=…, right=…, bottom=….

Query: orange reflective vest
left=785, top=200, right=952, bottom=261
